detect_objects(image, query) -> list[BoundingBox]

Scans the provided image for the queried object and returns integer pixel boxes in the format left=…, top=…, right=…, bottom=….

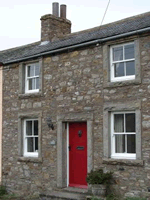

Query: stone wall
left=2, top=34, right=150, bottom=198
left=41, top=14, right=71, bottom=42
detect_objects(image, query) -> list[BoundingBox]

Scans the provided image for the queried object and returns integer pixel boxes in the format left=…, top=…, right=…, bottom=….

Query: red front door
left=69, top=122, right=87, bottom=188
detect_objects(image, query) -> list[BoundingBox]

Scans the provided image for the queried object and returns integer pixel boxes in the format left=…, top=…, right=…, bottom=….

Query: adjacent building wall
left=0, top=67, right=2, bottom=183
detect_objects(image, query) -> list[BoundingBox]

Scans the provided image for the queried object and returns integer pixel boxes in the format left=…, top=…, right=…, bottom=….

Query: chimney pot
left=60, top=4, right=66, bottom=19
left=52, top=2, right=59, bottom=17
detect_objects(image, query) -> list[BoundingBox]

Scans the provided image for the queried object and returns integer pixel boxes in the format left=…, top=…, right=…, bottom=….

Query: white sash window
left=25, top=63, right=39, bottom=93
left=24, top=119, right=38, bottom=157
left=110, top=43, right=135, bottom=82
left=111, top=112, right=136, bottom=159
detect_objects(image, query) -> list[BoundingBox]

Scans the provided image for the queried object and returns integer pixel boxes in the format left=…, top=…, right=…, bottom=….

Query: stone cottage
left=0, top=2, right=150, bottom=199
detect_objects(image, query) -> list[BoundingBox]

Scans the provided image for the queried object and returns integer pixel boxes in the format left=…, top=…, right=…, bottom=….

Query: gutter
left=2, top=26, right=150, bottom=65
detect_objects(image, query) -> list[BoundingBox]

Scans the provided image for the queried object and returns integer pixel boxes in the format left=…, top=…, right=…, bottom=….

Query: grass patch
left=88, top=194, right=119, bottom=200
left=125, top=198, right=147, bottom=200
left=106, top=193, right=119, bottom=200
left=0, top=194, right=18, bottom=199
left=0, top=185, right=7, bottom=197
left=90, top=197, right=103, bottom=200
left=0, top=194, right=40, bottom=199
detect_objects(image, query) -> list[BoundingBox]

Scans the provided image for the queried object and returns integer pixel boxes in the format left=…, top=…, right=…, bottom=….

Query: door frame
left=57, top=112, right=93, bottom=188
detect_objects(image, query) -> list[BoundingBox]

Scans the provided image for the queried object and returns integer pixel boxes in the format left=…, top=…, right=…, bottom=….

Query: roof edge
left=2, top=26, right=150, bottom=65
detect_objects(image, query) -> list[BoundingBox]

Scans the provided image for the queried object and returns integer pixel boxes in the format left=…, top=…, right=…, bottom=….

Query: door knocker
left=78, top=130, right=82, bottom=137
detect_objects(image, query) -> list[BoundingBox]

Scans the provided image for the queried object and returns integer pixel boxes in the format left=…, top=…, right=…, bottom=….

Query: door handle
left=69, top=145, right=71, bottom=151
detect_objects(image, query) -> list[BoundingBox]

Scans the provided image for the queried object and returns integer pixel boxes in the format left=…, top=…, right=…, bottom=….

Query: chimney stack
left=40, top=2, right=71, bottom=42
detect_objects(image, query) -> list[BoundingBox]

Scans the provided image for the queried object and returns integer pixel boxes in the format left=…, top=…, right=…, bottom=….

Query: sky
left=0, top=0, right=150, bottom=51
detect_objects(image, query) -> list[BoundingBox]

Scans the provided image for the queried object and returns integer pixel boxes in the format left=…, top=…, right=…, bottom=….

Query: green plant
left=106, top=193, right=119, bottom=200
left=90, top=196, right=103, bottom=200
left=0, top=185, right=7, bottom=196
left=86, top=169, right=113, bottom=185
left=125, top=198, right=146, bottom=200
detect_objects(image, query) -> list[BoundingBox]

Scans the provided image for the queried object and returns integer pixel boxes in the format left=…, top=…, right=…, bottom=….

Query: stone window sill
left=18, top=92, right=43, bottom=99
left=18, top=157, right=42, bottom=163
left=103, top=78, right=141, bottom=88
left=102, top=158, right=144, bottom=166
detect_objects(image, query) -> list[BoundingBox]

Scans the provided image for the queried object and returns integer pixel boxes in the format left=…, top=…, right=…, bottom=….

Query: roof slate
left=0, top=11, right=150, bottom=64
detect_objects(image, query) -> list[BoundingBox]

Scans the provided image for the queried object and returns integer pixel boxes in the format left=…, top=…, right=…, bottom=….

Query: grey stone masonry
left=41, top=14, right=71, bottom=42
left=1, top=30, right=150, bottom=199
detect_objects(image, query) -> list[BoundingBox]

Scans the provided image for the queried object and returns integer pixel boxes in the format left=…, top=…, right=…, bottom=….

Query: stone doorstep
left=39, top=191, right=86, bottom=200
left=39, top=187, right=107, bottom=200
left=39, top=187, right=93, bottom=200
left=55, top=187, right=90, bottom=194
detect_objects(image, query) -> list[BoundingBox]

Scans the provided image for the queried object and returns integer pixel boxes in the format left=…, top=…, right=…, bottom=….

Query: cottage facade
left=0, top=3, right=150, bottom=199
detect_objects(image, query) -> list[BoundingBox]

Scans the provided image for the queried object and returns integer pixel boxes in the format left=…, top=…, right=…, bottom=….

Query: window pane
left=126, top=61, right=135, bottom=76
left=113, top=46, right=123, bottom=61
left=114, top=62, right=125, bottom=77
left=35, top=64, right=39, bottom=76
left=26, top=121, right=32, bottom=135
left=29, top=79, right=34, bottom=90
left=125, top=113, right=135, bottom=132
left=125, top=44, right=134, bottom=59
left=127, top=134, right=136, bottom=153
left=35, top=137, right=38, bottom=151
left=29, top=78, right=36, bottom=90
left=27, top=65, right=34, bottom=77
left=27, top=138, right=33, bottom=152
left=36, top=77, right=39, bottom=89
left=34, top=120, right=38, bottom=135
left=114, top=114, right=124, bottom=132
left=115, top=134, right=125, bottom=153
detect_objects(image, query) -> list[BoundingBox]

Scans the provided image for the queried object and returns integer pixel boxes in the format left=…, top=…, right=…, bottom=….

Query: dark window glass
left=36, top=78, right=39, bottom=89
left=35, top=138, right=38, bottom=151
left=127, top=134, right=136, bottom=153
left=114, top=62, right=124, bottom=77
left=35, top=64, right=39, bottom=76
left=114, top=114, right=124, bottom=132
left=29, top=79, right=33, bottom=90
left=125, top=44, right=134, bottom=59
left=115, top=134, right=125, bottom=153
left=126, top=61, right=135, bottom=76
left=27, top=138, right=33, bottom=152
left=113, top=46, right=123, bottom=61
left=28, top=65, right=34, bottom=77
left=125, top=113, right=135, bottom=132
left=26, top=121, right=32, bottom=135
left=29, top=78, right=36, bottom=90
left=34, top=120, right=38, bottom=135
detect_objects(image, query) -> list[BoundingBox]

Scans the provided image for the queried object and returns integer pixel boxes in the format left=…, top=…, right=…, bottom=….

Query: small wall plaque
left=50, top=140, right=56, bottom=145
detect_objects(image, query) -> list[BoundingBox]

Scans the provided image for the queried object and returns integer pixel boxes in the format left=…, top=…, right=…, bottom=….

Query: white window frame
left=25, top=63, right=39, bottom=93
left=111, top=111, right=136, bottom=159
left=110, top=42, right=135, bottom=82
left=24, top=119, right=38, bottom=157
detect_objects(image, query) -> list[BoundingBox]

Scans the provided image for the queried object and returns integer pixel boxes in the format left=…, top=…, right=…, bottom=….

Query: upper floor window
left=25, top=63, right=39, bottom=93
left=110, top=43, right=135, bottom=82
left=111, top=112, right=136, bottom=159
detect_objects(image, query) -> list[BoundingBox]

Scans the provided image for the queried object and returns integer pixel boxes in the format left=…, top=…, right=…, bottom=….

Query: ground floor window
left=24, top=119, right=38, bottom=157
left=111, top=112, right=136, bottom=159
